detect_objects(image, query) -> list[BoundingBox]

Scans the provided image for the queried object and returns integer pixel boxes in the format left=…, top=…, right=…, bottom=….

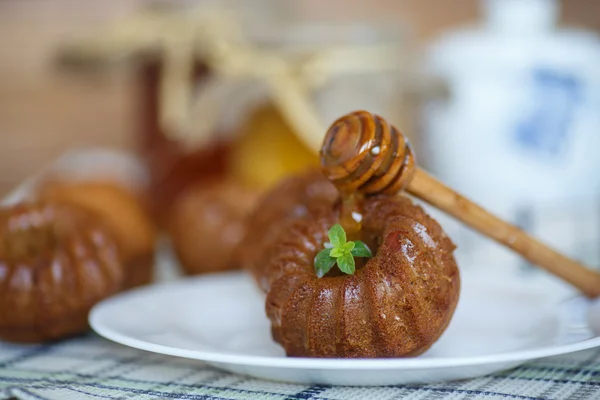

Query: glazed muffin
left=241, top=172, right=460, bottom=358
left=168, top=181, right=259, bottom=275
left=0, top=201, right=123, bottom=343
left=37, top=180, right=156, bottom=289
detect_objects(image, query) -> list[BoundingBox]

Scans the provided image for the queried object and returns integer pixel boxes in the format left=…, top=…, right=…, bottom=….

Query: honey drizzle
left=339, top=191, right=363, bottom=241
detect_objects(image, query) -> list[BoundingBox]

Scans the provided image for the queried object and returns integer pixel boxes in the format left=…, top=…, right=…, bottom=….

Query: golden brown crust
left=0, top=201, right=124, bottom=343
left=168, top=181, right=259, bottom=275
left=249, top=172, right=460, bottom=358
left=36, top=180, right=156, bottom=289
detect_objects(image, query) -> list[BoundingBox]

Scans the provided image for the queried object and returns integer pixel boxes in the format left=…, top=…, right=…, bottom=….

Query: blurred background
left=3, top=0, right=600, bottom=197
left=1, top=0, right=600, bottom=275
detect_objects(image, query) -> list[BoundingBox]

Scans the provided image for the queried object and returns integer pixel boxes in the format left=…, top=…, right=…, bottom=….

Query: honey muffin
left=0, top=201, right=123, bottom=343
left=168, top=181, right=259, bottom=275
left=37, top=180, right=156, bottom=289
left=257, top=191, right=460, bottom=357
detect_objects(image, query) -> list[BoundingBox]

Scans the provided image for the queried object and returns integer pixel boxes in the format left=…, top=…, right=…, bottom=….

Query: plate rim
left=90, top=272, right=600, bottom=371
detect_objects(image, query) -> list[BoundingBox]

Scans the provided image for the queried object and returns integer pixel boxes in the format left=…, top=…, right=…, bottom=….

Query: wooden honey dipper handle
left=409, top=169, right=600, bottom=298
left=321, top=111, right=600, bottom=298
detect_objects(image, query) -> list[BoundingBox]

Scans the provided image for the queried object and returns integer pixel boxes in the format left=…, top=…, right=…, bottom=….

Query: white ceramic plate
left=90, top=271, right=600, bottom=386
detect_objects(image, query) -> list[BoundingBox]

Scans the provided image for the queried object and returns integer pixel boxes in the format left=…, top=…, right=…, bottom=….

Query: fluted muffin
left=37, top=180, right=156, bottom=289
left=168, top=181, right=259, bottom=275
left=0, top=201, right=123, bottom=343
left=242, top=172, right=460, bottom=358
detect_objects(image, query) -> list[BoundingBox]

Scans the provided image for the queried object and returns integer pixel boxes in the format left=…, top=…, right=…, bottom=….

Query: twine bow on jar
left=58, top=5, right=408, bottom=153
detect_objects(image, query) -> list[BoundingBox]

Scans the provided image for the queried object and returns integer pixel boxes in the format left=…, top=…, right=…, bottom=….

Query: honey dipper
left=320, top=110, right=600, bottom=298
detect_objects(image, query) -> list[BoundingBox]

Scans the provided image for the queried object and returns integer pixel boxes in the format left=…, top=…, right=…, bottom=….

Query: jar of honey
left=131, top=7, right=415, bottom=224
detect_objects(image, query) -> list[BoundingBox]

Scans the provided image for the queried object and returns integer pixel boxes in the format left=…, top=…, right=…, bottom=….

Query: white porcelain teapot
left=423, top=0, right=600, bottom=275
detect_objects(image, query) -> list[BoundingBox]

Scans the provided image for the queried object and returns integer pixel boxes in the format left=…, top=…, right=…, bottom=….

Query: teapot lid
left=484, top=0, right=558, bottom=34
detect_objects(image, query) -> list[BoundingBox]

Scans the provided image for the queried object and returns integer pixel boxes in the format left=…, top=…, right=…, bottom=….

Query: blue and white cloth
left=1, top=335, right=600, bottom=400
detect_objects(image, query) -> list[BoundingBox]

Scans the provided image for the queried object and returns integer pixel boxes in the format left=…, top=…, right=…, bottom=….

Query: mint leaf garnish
left=314, top=224, right=373, bottom=278
left=314, top=249, right=337, bottom=278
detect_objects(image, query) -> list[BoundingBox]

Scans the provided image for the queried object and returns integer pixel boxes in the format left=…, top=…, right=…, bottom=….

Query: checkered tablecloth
left=1, top=335, right=600, bottom=400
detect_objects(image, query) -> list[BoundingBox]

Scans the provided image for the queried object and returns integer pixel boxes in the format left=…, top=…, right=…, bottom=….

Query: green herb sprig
left=314, top=224, right=373, bottom=278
